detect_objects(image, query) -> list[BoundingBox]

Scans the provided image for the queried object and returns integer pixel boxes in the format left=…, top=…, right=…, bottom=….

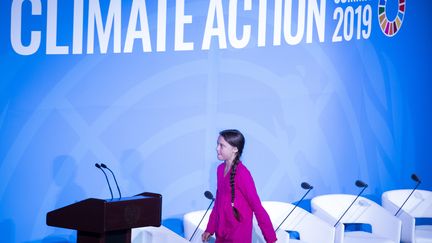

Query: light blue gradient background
left=0, top=0, right=431, bottom=242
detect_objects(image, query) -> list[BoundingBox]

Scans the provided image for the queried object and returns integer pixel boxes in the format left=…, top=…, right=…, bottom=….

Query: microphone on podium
left=100, top=163, right=122, bottom=199
left=95, top=163, right=114, bottom=200
left=275, top=182, right=314, bottom=232
left=394, top=173, right=422, bottom=216
left=334, top=180, right=368, bottom=227
left=189, top=191, right=215, bottom=241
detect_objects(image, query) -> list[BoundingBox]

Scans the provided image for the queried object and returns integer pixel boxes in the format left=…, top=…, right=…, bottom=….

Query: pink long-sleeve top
left=205, top=161, right=277, bottom=243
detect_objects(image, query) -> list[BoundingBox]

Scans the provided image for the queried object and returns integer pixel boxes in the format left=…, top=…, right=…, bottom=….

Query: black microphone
left=189, top=191, right=215, bottom=241
left=394, top=173, right=422, bottom=216
left=100, top=163, right=122, bottom=199
left=275, top=182, right=314, bottom=232
left=95, top=163, right=113, bottom=200
left=204, top=191, right=214, bottom=200
left=334, top=180, right=368, bottom=227
left=411, top=174, right=421, bottom=183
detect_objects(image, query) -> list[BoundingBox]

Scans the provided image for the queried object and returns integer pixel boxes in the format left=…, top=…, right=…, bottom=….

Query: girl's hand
left=201, top=232, right=212, bottom=242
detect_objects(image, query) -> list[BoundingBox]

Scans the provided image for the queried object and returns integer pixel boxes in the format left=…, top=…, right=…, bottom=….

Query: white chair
left=183, top=209, right=216, bottom=243
left=132, top=225, right=189, bottom=243
left=253, top=201, right=335, bottom=243
left=311, top=194, right=401, bottom=243
left=382, top=189, right=432, bottom=243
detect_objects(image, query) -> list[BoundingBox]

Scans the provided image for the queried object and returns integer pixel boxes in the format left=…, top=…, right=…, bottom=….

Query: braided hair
left=219, top=129, right=245, bottom=221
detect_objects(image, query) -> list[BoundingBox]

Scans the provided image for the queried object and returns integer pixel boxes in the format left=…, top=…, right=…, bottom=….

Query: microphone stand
left=189, top=191, right=215, bottom=242
left=394, top=174, right=422, bottom=216
left=101, top=163, right=122, bottom=199
left=95, top=163, right=113, bottom=200
left=334, top=180, right=368, bottom=227
left=275, top=183, right=313, bottom=232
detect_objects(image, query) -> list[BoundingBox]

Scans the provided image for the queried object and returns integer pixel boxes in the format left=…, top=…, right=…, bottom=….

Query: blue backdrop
left=1, top=0, right=431, bottom=242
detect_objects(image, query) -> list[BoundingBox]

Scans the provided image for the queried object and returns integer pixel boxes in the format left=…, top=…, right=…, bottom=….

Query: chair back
left=257, top=201, right=334, bottom=243
left=312, top=194, right=401, bottom=243
left=382, top=189, right=432, bottom=217
left=183, top=209, right=215, bottom=243
left=382, top=189, right=432, bottom=243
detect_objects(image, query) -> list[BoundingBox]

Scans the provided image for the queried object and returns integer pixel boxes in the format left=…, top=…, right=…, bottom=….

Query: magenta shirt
left=205, top=161, right=277, bottom=243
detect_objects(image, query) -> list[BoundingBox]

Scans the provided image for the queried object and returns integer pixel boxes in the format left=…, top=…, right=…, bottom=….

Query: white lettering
left=175, top=0, right=193, bottom=51
left=87, top=0, right=121, bottom=54
left=202, top=0, right=227, bottom=50
left=11, top=0, right=41, bottom=55
left=273, top=0, right=282, bottom=46
left=284, top=0, right=305, bottom=45
left=72, top=0, right=84, bottom=54
left=124, top=0, right=152, bottom=53
left=257, top=0, right=267, bottom=47
left=157, top=0, right=167, bottom=52
left=307, top=0, right=326, bottom=43
left=228, top=0, right=251, bottom=49
left=46, top=0, right=68, bottom=54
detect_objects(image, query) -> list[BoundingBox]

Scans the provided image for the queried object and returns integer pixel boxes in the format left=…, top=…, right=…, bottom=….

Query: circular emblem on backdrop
left=378, top=0, right=406, bottom=37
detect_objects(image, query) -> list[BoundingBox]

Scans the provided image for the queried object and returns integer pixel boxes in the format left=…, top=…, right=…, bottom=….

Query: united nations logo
left=378, top=0, right=406, bottom=37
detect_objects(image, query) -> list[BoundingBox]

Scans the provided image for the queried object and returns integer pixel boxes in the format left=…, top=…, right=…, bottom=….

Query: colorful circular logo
left=378, top=0, right=406, bottom=37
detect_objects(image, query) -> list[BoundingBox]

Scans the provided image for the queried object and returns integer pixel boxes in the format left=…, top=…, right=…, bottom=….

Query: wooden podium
left=46, top=192, right=162, bottom=243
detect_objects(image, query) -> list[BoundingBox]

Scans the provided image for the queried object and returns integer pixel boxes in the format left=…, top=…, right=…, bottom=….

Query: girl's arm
left=239, top=168, right=277, bottom=243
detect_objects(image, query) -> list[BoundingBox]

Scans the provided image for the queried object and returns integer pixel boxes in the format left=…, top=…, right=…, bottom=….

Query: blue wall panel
left=0, top=0, right=431, bottom=242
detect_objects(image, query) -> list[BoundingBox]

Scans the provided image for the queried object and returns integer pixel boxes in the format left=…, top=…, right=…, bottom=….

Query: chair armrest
left=311, top=202, right=344, bottom=243
left=288, top=211, right=335, bottom=243
left=364, top=205, right=401, bottom=243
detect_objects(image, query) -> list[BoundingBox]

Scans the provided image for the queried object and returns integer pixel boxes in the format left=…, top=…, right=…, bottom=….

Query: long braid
left=230, top=155, right=240, bottom=221
left=219, top=129, right=245, bottom=222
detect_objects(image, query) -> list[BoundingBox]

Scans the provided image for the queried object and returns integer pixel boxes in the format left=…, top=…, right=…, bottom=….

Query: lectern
left=46, top=192, right=162, bottom=243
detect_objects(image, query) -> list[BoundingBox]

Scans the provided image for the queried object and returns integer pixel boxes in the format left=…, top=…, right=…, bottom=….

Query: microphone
left=334, top=180, right=368, bottom=227
left=411, top=173, right=421, bottom=183
left=95, top=163, right=113, bottom=200
left=100, top=163, right=122, bottom=199
left=394, top=173, right=422, bottom=216
left=275, top=182, right=314, bottom=232
left=189, top=191, right=215, bottom=241
left=204, top=191, right=214, bottom=200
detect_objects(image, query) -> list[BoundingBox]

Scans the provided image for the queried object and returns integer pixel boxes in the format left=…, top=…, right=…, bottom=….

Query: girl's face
left=216, top=136, right=238, bottom=162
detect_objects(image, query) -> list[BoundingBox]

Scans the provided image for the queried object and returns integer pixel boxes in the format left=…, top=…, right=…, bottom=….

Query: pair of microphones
left=95, top=163, right=122, bottom=200
left=272, top=179, right=367, bottom=229
left=334, top=173, right=421, bottom=227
